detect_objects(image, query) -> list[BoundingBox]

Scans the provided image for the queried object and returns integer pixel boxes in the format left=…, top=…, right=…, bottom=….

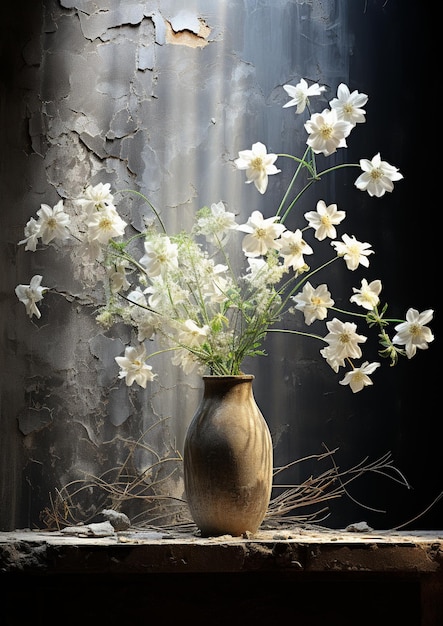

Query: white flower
left=127, top=288, right=147, bottom=306
left=331, top=234, right=374, bottom=271
left=304, top=200, right=346, bottom=241
left=178, top=319, right=210, bottom=348
left=77, top=182, right=114, bottom=215
left=282, top=78, right=326, bottom=114
left=15, top=77, right=435, bottom=388
left=144, top=276, right=180, bottom=314
left=236, top=210, right=285, bottom=257
left=319, top=345, right=346, bottom=373
left=278, top=229, right=313, bottom=271
left=76, top=238, right=103, bottom=265
left=322, top=317, right=367, bottom=361
left=304, top=108, right=353, bottom=156
left=15, top=275, right=48, bottom=319
left=126, top=289, right=149, bottom=318
left=195, top=202, right=238, bottom=245
left=354, top=153, right=403, bottom=197
left=200, top=261, right=231, bottom=303
left=244, top=257, right=286, bottom=287
left=36, top=200, right=71, bottom=245
left=234, top=142, right=281, bottom=194
left=140, top=234, right=179, bottom=277
left=135, top=314, right=157, bottom=342
left=292, top=282, right=334, bottom=325
left=392, top=308, right=434, bottom=359
left=125, top=291, right=157, bottom=341
left=171, top=348, right=205, bottom=376
left=107, top=261, right=130, bottom=293
left=115, top=344, right=156, bottom=388
left=329, top=83, right=368, bottom=126
left=143, top=283, right=165, bottom=313
left=19, top=217, right=41, bottom=252
left=350, top=278, right=382, bottom=310
left=87, top=205, right=127, bottom=244
left=340, top=361, right=381, bottom=393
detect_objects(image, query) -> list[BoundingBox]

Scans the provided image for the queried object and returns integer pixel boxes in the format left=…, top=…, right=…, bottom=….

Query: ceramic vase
left=183, top=375, right=273, bottom=537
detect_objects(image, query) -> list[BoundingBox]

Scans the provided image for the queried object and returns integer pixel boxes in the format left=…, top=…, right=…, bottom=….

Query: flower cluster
left=15, top=79, right=434, bottom=392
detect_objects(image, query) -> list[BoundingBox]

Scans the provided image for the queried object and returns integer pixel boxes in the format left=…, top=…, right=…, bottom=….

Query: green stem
left=276, top=256, right=340, bottom=314
left=331, top=306, right=368, bottom=319
left=276, top=147, right=314, bottom=219
left=276, top=158, right=361, bottom=225
left=316, top=162, right=360, bottom=177
left=117, top=189, right=167, bottom=233
left=267, top=327, right=327, bottom=344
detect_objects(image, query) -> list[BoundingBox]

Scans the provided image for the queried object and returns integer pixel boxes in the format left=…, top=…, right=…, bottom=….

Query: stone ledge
left=1, top=526, right=442, bottom=576
left=2, top=527, right=442, bottom=626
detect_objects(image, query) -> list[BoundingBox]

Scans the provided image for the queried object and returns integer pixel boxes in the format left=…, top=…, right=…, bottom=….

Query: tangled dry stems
left=40, top=432, right=410, bottom=531
left=266, top=445, right=410, bottom=525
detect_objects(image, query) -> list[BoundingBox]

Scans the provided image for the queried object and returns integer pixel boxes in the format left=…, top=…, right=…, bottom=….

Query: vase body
left=183, top=375, right=273, bottom=536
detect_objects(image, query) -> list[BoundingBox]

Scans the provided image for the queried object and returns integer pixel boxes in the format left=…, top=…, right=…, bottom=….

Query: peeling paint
left=165, top=14, right=211, bottom=48
left=169, top=10, right=202, bottom=35
left=75, top=4, right=148, bottom=40
left=151, top=10, right=167, bottom=45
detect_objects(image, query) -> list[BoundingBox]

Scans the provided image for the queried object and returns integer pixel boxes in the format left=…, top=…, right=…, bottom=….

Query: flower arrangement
left=15, top=78, right=434, bottom=393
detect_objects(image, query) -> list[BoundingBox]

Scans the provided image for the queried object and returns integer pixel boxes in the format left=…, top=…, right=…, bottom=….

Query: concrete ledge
left=1, top=526, right=442, bottom=575
left=1, top=527, right=442, bottom=626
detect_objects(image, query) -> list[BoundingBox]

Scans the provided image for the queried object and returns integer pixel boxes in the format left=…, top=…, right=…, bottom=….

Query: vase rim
left=203, top=374, right=254, bottom=380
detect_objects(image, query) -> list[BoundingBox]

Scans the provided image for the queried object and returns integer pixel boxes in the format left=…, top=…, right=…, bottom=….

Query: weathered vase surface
left=183, top=375, right=273, bottom=537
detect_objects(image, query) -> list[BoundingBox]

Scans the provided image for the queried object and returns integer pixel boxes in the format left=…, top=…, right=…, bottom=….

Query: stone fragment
left=101, top=509, right=131, bottom=531
left=61, top=521, right=116, bottom=537
left=345, top=521, right=374, bottom=533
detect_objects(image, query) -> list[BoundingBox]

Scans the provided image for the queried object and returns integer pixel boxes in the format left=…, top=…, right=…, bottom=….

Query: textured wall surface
left=1, top=1, right=439, bottom=531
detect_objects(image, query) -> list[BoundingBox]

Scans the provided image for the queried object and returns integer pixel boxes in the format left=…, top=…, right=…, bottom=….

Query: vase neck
left=202, top=375, right=254, bottom=398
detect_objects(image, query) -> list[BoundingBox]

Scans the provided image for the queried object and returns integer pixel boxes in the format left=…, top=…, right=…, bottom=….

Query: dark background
left=251, top=0, right=440, bottom=531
